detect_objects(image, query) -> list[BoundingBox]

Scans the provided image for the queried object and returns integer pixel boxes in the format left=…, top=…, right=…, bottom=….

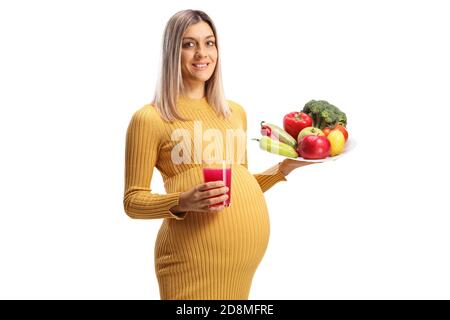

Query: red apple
left=297, top=135, right=330, bottom=159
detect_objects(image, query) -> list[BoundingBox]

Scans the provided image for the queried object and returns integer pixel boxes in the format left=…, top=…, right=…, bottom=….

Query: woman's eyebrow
left=182, top=35, right=215, bottom=41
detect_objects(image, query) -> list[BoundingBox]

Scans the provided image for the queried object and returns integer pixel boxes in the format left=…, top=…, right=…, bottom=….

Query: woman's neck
left=182, top=81, right=206, bottom=99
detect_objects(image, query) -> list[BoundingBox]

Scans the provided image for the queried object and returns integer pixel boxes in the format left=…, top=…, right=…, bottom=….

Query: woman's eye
left=183, top=40, right=215, bottom=48
left=183, top=42, right=195, bottom=48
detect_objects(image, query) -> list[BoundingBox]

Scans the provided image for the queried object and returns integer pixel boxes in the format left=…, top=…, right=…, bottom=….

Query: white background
left=1, top=0, right=449, bottom=299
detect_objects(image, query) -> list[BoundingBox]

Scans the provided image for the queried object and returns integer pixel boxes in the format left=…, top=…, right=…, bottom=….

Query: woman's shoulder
left=226, top=99, right=246, bottom=115
left=132, top=103, right=162, bottom=120
left=129, top=103, right=165, bottom=128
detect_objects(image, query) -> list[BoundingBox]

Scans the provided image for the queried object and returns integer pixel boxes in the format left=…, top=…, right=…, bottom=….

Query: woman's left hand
left=279, top=158, right=318, bottom=176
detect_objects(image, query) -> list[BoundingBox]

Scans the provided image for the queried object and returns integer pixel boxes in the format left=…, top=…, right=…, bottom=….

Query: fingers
left=304, top=162, right=322, bottom=167
left=298, top=161, right=316, bottom=166
left=207, top=205, right=225, bottom=212
left=201, top=203, right=226, bottom=213
left=199, top=193, right=228, bottom=207
left=285, top=159, right=315, bottom=166
left=191, top=181, right=228, bottom=213
left=197, top=181, right=225, bottom=192
left=198, top=186, right=229, bottom=200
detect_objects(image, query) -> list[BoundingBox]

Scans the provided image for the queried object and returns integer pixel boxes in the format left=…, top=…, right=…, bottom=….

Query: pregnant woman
left=123, top=9, right=311, bottom=299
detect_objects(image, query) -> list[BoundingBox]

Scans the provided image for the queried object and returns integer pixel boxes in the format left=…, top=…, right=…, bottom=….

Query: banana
left=253, top=136, right=299, bottom=158
left=260, top=121, right=297, bottom=148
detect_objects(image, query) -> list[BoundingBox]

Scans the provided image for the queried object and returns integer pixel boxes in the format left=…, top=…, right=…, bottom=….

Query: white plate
left=296, top=137, right=356, bottom=162
left=259, top=137, right=357, bottom=163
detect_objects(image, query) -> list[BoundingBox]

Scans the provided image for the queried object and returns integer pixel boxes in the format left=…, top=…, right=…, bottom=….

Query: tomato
left=322, top=127, right=331, bottom=136
left=334, top=124, right=348, bottom=141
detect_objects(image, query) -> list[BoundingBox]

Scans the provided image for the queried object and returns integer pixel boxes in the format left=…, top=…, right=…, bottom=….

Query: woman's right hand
left=170, top=181, right=229, bottom=214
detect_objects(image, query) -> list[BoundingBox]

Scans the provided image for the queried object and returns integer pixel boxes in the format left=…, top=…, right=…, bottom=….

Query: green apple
left=297, top=126, right=325, bottom=143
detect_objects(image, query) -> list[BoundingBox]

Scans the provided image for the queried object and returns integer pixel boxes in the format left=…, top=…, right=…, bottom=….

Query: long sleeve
left=235, top=102, right=287, bottom=193
left=123, top=107, right=186, bottom=220
left=251, top=165, right=287, bottom=193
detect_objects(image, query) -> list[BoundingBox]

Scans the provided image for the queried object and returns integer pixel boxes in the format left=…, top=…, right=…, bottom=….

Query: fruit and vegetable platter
left=253, top=100, right=355, bottom=162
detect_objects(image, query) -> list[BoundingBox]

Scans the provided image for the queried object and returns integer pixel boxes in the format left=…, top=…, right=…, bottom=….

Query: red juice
left=202, top=167, right=232, bottom=207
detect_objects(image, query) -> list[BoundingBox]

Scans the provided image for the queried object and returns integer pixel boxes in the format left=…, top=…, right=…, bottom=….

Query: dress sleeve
left=234, top=102, right=287, bottom=193
left=123, top=107, right=187, bottom=220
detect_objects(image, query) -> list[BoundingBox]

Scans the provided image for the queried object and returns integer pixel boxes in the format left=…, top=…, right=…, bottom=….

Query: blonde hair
left=152, top=9, right=231, bottom=122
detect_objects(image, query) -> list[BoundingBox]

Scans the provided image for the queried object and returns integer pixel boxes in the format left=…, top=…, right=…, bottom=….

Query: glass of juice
left=202, top=160, right=232, bottom=207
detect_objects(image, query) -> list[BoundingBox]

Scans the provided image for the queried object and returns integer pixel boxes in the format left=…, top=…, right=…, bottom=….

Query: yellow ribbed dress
left=123, top=96, right=287, bottom=300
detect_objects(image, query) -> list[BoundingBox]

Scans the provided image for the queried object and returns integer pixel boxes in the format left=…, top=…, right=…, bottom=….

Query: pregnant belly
left=157, top=165, right=270, bottom=266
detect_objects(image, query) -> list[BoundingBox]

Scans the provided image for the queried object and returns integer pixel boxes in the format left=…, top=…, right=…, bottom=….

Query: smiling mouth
left=192, top=63, right=209, bottom=70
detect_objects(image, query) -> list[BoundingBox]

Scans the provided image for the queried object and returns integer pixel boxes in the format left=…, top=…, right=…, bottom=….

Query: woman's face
left=180, top=21, right=218, bottom=85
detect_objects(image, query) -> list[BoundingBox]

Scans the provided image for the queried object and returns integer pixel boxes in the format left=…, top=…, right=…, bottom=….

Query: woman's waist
left=163, top=164, right=262, bottom=195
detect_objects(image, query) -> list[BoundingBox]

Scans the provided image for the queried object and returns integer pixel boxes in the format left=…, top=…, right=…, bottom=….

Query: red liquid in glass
left=202, top=167, right=232, bottom=207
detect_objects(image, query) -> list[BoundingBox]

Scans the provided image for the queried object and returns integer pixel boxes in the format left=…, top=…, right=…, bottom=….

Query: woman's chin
left=194, top=76, right=213, bottom=82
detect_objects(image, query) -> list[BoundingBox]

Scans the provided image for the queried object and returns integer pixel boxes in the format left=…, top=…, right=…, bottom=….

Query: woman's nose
left=195, top=46, right=207, bottom=59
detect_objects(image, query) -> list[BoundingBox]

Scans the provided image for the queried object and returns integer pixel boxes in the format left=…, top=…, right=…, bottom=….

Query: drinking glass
left=202, top=160, right=232, bottom=207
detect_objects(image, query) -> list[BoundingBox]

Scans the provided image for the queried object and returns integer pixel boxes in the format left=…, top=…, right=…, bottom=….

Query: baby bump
left=156, top=165, right=270, bottom=269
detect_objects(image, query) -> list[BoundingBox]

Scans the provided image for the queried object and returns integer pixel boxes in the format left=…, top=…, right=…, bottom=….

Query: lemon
left=327, top=130, right=346, bottom=156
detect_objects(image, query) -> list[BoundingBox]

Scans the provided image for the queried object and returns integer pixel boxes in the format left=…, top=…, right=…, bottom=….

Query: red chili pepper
left=260, top=123, right=273, bottom=138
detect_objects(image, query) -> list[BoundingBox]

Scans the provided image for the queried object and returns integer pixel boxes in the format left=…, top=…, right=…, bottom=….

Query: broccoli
left=302, top=100, right=347, bottom=129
